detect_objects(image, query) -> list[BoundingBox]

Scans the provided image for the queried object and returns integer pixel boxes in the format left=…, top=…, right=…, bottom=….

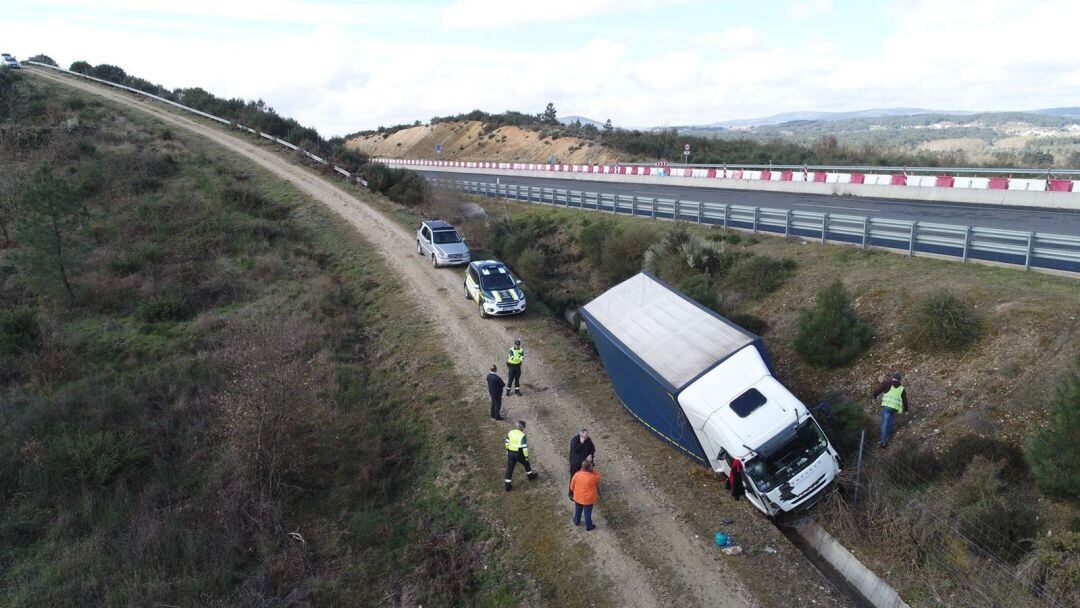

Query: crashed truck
left=580, top=272, right=840, bottom=517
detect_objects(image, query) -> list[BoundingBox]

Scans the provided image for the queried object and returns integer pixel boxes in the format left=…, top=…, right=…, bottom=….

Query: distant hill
left=559, top=115, right=605, bottom=128
left=694, top=108, right=950, bottom=129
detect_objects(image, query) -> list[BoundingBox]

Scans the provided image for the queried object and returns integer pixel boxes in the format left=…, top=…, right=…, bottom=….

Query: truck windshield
left=744, top=421, right=828, bottom=493
left=432, top=229, right=461, bottom=244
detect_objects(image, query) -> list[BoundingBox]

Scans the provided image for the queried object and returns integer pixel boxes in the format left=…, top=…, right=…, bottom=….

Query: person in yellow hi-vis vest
left=504, top=420, right=537, bottom=491
left=872, top=372, right=910, bottom=448
left=506, top=338, right=524, bottom=396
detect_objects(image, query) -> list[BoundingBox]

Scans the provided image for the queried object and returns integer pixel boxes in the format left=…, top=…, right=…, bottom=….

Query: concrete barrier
left=794, top=520, right=911, bottom=608
left=411, top=165, right=1080, bottom=211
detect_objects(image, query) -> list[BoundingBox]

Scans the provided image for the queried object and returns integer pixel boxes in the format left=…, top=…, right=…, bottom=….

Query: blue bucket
left=715, top=532, right=731, bottom=547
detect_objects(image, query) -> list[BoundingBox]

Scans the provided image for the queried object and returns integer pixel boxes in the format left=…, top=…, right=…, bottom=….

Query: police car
left=464, top=260, right=526, bottom=318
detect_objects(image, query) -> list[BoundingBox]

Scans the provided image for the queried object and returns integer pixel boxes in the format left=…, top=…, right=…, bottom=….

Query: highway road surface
left=418, top=170, right=1080, bottom=236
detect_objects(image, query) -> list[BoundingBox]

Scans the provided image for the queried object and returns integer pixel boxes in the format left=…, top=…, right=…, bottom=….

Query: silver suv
left=2, top=54, right=21, bottom=69
left=417, top=220, right=470, bottom=267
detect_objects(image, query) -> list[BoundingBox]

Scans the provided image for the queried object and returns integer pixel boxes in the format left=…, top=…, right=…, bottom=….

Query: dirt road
left=31, top=68, right=757, bottom=607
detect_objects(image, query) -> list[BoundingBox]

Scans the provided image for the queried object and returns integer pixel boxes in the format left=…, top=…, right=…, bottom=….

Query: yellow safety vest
left=505, top=428, right=529, bottom=458
left=508, top=347, right=524, bottom=365
left=882, top=385, right=905, bottom=413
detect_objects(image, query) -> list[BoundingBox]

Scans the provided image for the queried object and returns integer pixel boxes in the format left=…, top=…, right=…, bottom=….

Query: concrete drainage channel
left=778, top=518, right=910, bottom=608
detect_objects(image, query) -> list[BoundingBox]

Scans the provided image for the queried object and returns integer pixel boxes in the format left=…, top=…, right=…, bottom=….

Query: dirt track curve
left=30, top=67, right=757, bottom=608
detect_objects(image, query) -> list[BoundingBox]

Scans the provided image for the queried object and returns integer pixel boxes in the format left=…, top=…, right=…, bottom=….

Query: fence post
left=853, top=429, right=866, bottom=505
left=651, top=198, right=657, bottom=220
left=631, top=196, right=637, bottom=217
left=784, top=210, right=791, bottom=237
left=821, top=213, right=828, bottom=244
left=909, top=221, right=917, bottom=257
left=862, top=217, right=869, bottom=249
left=1024, top=232, right=1034, bottom=270
left=962, top=226, right=971, bottom=262
left=674, top=200, right=680, bottom=222
left=722, top=205, right=728, bottom=228
left=697, top=202, right=703, bottom=224
left=752, top=207, right=759, bottom=234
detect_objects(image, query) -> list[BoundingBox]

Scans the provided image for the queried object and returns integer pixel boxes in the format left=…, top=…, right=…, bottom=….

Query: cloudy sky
left=4, top=0, right=1080, bottom=136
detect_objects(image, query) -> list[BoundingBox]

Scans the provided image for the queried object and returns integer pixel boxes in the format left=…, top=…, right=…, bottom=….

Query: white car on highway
left=417, top=220, right=470, bottom=267
left=464, top=260, right=526, bottom=318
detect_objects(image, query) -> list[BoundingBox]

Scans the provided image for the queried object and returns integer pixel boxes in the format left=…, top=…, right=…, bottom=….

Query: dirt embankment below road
left=347, top=120, right=627, bottom=164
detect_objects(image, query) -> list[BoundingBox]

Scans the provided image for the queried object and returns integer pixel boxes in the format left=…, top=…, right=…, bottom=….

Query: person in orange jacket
left=569, top=459, right=601, bottom=531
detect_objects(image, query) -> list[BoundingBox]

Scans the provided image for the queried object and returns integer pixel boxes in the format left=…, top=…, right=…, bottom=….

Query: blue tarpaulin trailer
left=580, top=272, right=840, bottom=516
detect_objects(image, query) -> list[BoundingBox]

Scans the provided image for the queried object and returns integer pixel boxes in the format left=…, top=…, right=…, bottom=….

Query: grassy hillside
left=0, top=69, right=528, bottom=607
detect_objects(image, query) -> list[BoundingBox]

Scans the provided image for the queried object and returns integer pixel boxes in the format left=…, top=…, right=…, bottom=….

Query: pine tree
left=541, top=102, right=557, bottom=124
left=14, top=166, right=87, bottom=303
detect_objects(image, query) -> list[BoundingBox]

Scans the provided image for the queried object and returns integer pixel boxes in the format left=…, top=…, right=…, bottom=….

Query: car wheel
left=417, top=241, right=423, bottom=256
left=431, top=254, right=440, bottom=268
left=479, top=300, right=488, bottom=318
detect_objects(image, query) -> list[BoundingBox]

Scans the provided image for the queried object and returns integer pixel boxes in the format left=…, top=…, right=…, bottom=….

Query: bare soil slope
left=348, top=120, right=626, bottom=163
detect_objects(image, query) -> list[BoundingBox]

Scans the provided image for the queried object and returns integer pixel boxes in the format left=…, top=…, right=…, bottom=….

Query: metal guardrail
left=25, top=61, right=367, bottom=187
left=429, top=177, right=1080, bottom=273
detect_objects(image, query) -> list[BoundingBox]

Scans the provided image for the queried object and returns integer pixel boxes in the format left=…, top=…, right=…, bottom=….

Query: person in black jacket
left=486, top=366, right=505, bottom=420
left=568, top=428, right=596, bottom=498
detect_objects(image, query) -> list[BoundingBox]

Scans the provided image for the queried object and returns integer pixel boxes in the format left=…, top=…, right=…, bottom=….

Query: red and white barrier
left=371, top=157, right=1077, bottom=194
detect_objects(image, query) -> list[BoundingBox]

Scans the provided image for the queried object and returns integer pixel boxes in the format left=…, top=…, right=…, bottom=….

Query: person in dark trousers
left=568, top=428, right=596, bottom=498
left=570, top=459, right=601, bottom=531
left=486, top=365, right=505, bottom=420
left=872, top=372, right=910, bottom=448
left=728, top=458, right=744, bottom=501
left=569, top=428, right=596, bottom=475
left=506, top=338, right=524, bottom=396
left=504, top=420, right=536, bottom=491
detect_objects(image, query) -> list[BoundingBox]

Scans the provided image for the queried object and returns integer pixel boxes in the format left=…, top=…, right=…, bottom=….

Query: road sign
left=435, top=143, right=442, bottom=155
left=548, top=154, right=556, bottom=165
left=684, top=143, right=691, bottom=152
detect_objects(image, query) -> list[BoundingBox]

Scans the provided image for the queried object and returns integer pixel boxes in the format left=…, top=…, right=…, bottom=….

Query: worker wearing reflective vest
left=506, top=339, right=524, bottom=396
left=873, top=372, right=909, bottom=448
left=504, top=420, right=536, bottom=491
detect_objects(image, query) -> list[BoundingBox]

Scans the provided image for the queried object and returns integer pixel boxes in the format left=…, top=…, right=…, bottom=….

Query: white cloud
left=441, top=0, right=678, bottom=28
left=788, top=0, right=834, bottom=18
left=4, top=0, right=1080, bottom=134
left=17, top=0, right=395, bottom=26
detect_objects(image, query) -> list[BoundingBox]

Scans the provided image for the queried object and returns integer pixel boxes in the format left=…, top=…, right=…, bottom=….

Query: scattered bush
left=942, top=435, right=1027, bottom=476
left=904, top=290, right=981, bottom=352
left=50, top=428, right=148, bottom=486
left=723, top=255, right=795, bottom=299
left=677, top=274, right=720, bottom=312
left=949, top=456, right=1038, bottom=562
left=820, top=400, right=872, bottom=456
left=516, top=248, right=547, bottom=281
left=793, top=281, right=873, bottom=368
left=578, top=218, right=615, bottom=266
left=360, top=164, right=429, bottom=207
left=136, top=294, right=188, bottom=323
left=727, top=312, right=768, bottom=336
left=0, top=305, right=40, bottom=356
left=599, top=223, right=656, bottom=284
left=1026, top=367, right=1080, bottom=500
left=1020, top=531, right=1080, bottom=608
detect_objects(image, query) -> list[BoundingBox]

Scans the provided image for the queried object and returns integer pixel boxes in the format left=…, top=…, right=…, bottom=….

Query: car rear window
left=730, top=388, right=767, bottom=418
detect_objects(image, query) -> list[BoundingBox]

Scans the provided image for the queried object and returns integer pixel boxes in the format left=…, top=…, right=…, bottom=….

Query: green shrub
left=1026, top=368, right=1080, bottom=500
left=599, top=224, right=656, bottom=284
left=578, top=218, right=614, bottom=266
left=723, top=255, right=795, bottom=299
left=515, top=248, right=547, bottom=282
left=904, top=290, right=981, bottom=352
left=677, top=274, right=720, bottom=312
left=0, top=305, right=40, bottom=356
left=942, top=435, right=1026, bottom=476
left=137, top=295, right=188, bottom=323
left=51, top=428, right=148, bottom=486
left=821, top=400, right=872, bottom=456
left=793, top=281, right=873, bottom=368
left=1020, top=531, right=1080, bottom=607
left=950, top=457, right=1038, bottom=562
left=727, top=312, right=768, bottom=336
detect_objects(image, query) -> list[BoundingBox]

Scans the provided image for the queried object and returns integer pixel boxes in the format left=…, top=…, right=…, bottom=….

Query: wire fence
left=829, top=433, right=1066, bottom=608
left=428, top=177, right=1080, bottom=274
